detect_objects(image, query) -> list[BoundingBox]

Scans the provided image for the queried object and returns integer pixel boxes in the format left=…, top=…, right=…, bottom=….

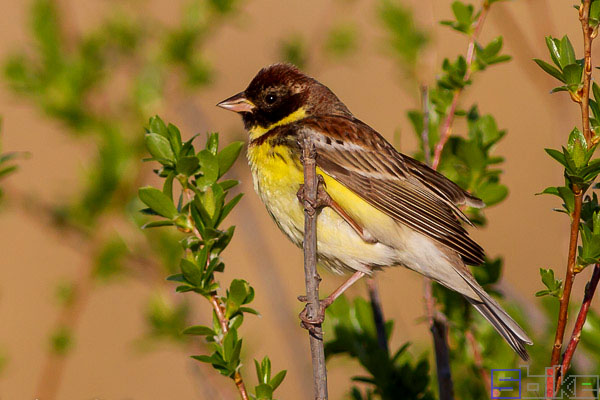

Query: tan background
left=0, top=0, right=596, bottom=399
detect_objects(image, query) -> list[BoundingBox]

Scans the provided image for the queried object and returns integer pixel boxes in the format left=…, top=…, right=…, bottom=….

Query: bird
left=217, top=63, right=532, bottom=360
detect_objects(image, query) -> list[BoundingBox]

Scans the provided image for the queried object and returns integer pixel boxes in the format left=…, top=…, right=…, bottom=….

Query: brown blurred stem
left=465, top=329, right=494, bottom=397
left=550, top=0, right=595, bottom=383
left=34, top=262, right=93, bottom=400
left=556, top=264, right=600, bottom=390
left=424, top=280, right=454, bottom=400
left=432, top=1, right=489, bottom=170
left=300, top=136, right=328, bottom=400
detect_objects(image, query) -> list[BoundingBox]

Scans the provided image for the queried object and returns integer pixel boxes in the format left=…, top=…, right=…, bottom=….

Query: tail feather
left=453, top=266, right=533, bottom=361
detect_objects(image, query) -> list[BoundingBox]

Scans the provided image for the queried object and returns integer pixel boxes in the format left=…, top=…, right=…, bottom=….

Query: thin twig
left=579, top=0, right=594, bottom=145
left=550, top=0, right=595, bottom=381
left=421, top=85, right=431, bottom=166
left=301, top=136, right=328, bottom=400
left=556, top=265, right=600, bottom=390
left=432, top=2, right=490, bottom=170
left=366, top=277, right=389, bottom=354
left=465, top=329, right=496, bottom=398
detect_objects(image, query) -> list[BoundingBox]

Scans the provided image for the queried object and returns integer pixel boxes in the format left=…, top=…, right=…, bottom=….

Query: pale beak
left=216, top=92, right=255, bottom=113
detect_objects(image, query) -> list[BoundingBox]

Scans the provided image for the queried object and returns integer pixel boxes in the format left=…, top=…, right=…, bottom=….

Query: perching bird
left=217, top=63, right=532, bottom=360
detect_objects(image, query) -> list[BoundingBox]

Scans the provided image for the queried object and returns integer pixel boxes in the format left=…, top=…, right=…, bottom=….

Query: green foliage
left=436, top=107, right=508, bottom=224
left=140, top=116, right=284, bottom=398
left=536, top=268, right=563, bottom=298
left=441, top=1, right=477, bottom=34
left=279, top=34, right=308, bottom=69
left=536, top=15, right=600, bottom=279
left=3, top=0, right=244, bottom=365
left=578, top=211, right=600, bottom=268
left=144, top=293, right=191, bottom=343
left=0, top=121, right=25, bottom=201
left=251, top=356, right=287, bottom=400
left=324, top=296, right=434, bottom=400
left=534, top=36, right=582, bottom=95
left=324, top=23, right=359, bottom=59
left=378, top=0, right=428, bottom=76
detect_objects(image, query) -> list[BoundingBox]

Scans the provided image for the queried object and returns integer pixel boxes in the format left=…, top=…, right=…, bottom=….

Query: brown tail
left=453, top=266, right=533, bottom=361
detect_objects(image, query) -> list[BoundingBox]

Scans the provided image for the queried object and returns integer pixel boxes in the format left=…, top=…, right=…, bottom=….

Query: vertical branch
left=366, top=277, right=389, bottom=354
left=556, top=264, right=600, bottom=389
left=301, top=136, right=328, bottom=400
left=424, top=279, right=454, bottom=400
left=550, top=0, right=595, bottom=381
left=34, top=265, right=93, bottom=400
left=550, top=189, right=583, bottom=371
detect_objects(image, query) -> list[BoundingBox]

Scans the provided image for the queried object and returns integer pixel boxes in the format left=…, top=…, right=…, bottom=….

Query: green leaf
left=0, top=165, right=18, bottom=179
left=218, top=193, right=243, bottom=226
left=145, top=133, right=175, bottom=165
left=255, top=383, right=274, bottom=399
left=149, top=115, right=168, bottom=137
left=176, top=155, right=200, bottom=176
left=196, top=150, right=220, bottom=190
left=183, top=325, right=215, bottom=336
left=167, top=123, right=183, bottom=157
left=226, top=279, right=252, bottom=318
left=567, top=127, right=588, bottom=168
left=559, top=35, right=576, bottom=68
left=545, top=36, right=562, bottom=68
left=206, top=132, right=219, bottom=155
left=218, top=141, right=244, bottom=177
left=533, top=59, right=565, bottom=82
left=270, top=370, right=287, bottom=390
left=545, top=148, right=567, bottom=166
left=180, top=259, right=203, bottom=286
left=451, top=1, right=473, bottom=27
left=141, top=220, right=174, bottom=229
left=138, top=187, right=178, bottom=218
left=563, top=63, right=583, bottom=87
left=476, top=182, right=508, bottom=206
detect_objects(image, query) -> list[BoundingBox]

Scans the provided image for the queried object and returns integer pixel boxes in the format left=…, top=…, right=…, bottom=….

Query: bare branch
left=301, top=136, right=328, bottom=400
left=556, top=265, right=600, bottom=390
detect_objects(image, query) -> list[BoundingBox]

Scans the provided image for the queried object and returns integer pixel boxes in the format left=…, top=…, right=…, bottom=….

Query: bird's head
left=217, top=63, right=350, bottom=135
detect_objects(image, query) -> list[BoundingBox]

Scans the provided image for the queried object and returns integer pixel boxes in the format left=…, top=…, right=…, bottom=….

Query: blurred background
left=0, top=0, right=597, bottom=399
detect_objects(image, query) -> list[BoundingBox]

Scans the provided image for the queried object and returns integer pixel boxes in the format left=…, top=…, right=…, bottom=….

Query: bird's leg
left=298, top=271, right=366, bottom=330
left=297, top=176, right=377, bottom=244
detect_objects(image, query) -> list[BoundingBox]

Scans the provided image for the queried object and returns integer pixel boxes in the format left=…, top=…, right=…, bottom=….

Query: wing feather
left=293, top=115, right=485, bottom=265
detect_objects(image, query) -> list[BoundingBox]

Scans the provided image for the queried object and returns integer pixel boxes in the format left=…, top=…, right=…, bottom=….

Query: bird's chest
left=247, top=142, right=306, bottom=244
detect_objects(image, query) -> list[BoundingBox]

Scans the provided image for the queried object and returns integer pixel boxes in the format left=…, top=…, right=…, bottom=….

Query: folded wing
left=295, top=115, right=485, bottom=265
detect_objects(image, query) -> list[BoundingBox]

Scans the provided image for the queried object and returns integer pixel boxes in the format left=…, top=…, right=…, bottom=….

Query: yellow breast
left=247, top=135, right=398, bottom=274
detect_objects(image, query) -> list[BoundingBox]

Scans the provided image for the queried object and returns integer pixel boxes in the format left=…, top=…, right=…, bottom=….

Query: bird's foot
left=297, top=295, right=333, bottom=336
left=296, top=175, right=332, bottom=215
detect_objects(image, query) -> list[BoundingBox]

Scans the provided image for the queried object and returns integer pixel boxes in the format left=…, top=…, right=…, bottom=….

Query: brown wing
left=294, top=115, right=485, bottom=265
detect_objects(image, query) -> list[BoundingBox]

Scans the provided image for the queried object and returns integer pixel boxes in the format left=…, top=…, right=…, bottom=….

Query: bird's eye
left=265, top=94, right=277, bottom=104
